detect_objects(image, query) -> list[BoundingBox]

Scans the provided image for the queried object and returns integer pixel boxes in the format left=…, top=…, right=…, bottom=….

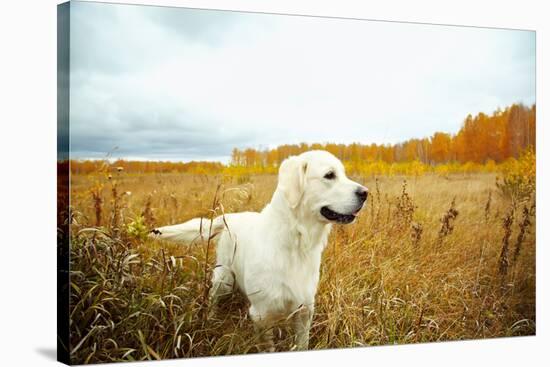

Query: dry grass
left=68, top=171, right=535, bottom=364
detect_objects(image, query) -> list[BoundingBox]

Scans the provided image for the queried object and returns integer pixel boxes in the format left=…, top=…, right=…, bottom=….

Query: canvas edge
left=57, top=1, right=71, bottom=365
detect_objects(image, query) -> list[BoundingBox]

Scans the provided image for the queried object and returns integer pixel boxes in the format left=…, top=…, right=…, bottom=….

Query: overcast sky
left=69, top=1, right=535, bottom=162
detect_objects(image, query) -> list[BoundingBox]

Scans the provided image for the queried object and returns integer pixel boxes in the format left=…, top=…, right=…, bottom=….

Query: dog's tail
left=149, top=216, right=226, bottom=244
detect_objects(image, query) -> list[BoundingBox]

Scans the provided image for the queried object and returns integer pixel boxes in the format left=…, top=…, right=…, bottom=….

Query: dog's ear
left=278, top=156, right=308, bottom=209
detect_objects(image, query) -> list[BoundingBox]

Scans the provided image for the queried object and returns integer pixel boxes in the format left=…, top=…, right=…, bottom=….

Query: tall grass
left=68, top=170, right=535, bottom=364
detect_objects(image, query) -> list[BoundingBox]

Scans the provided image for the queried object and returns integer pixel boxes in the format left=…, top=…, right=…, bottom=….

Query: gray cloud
left=145, top=6, right=243, bottom=44
left=69, top=1, right=536, bottom=162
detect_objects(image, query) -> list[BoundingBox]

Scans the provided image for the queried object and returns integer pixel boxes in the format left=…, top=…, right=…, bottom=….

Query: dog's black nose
left=355, top=187, right=368, bottom=202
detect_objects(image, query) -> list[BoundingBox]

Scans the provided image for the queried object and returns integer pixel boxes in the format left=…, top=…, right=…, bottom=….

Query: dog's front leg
left=249, top=305, right=276, bottom=352
left=292, top=304, right=313, bottom=350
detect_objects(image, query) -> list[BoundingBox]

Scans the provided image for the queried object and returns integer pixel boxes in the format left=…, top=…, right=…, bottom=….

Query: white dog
left=151, top=150, right=368, bottom=351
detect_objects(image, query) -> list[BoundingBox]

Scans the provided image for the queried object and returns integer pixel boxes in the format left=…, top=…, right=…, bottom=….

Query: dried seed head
left=395, top=179, right=416, bottom=230
left=411, top=222, right=423, bottom=245
left=438, top=197, right=459, bottom=242
left=513, top=205, right=532, bottom=263
left=499, top=206, right=515, bottom=277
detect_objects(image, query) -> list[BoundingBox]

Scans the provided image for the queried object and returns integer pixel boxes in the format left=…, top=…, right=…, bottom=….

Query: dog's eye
left=324, top=171, right=336, bottom=180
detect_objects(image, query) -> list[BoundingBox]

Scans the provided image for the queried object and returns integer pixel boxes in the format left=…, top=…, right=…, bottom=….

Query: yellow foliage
left=496, top=148, right=536, bottom=201
left=69, top=149, right=534, bottom=182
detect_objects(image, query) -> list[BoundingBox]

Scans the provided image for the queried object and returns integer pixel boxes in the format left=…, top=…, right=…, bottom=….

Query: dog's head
left=277, top=150, right=368, bottom=224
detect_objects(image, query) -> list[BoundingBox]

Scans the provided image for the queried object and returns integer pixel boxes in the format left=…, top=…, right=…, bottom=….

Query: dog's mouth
left=320, top=206, right=360, bottom=224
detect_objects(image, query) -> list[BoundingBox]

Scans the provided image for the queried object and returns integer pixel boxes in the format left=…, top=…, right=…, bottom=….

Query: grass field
left=68, top=170, right=535, bottom=364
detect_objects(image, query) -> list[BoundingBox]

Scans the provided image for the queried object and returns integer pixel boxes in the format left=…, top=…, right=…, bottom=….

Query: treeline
left=70, top=159, right=224, bottom=175
left=230, top=103, right=535, bottom=167
left=70, top=103, right=535, bottom=176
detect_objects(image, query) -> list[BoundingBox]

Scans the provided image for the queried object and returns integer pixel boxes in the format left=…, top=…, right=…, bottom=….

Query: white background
left=0, top=0, right=547, bottom=366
